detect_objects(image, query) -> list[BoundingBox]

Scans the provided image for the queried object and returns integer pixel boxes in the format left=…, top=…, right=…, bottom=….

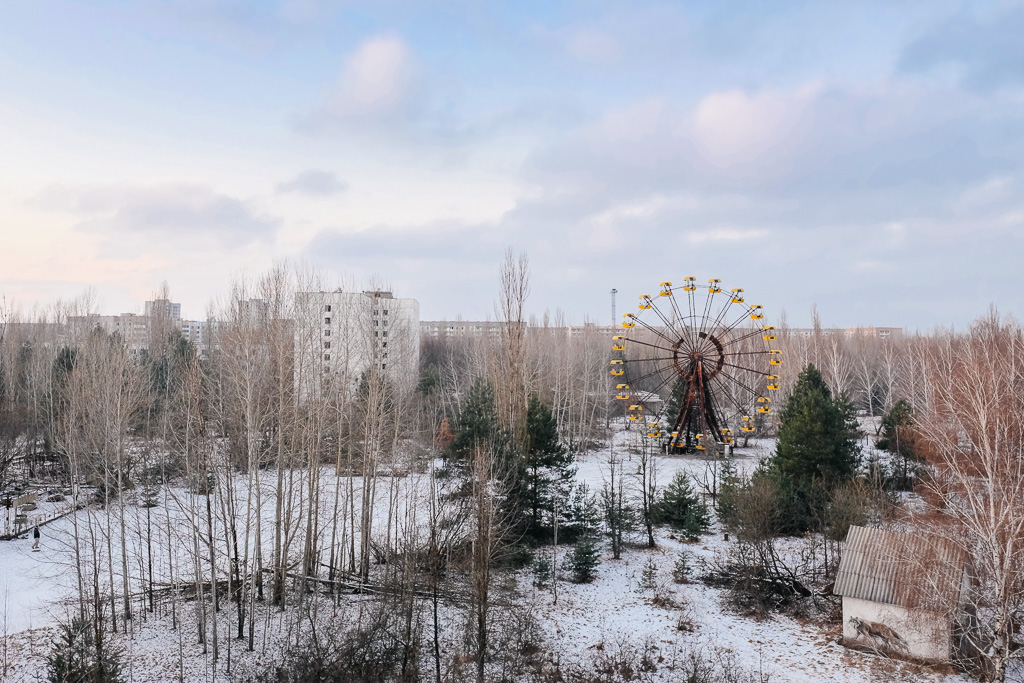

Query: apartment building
left=297, top=290, right=420, bottom=387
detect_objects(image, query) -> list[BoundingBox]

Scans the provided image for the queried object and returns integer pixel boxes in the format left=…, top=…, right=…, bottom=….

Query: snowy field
left=0, top=424, right=974, bottom=682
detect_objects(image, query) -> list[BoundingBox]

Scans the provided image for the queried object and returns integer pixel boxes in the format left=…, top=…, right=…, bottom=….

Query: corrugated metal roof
left=834, top=525, right=968, bottom=611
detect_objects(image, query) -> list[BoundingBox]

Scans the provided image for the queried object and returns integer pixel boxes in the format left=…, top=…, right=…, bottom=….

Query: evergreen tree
left=46, top=615, right=125, bottom=683
left=672, top=549, right=693, bottom=583
left=766, top=363, right=860, bottom=533
left=561, top=482, right=602, bottom=541
left=652, top=472, right=710, bottom=540
left=564, top=534, right=601, bottom=584
left=532, top=555, right=553, bottom=588
left=522, top=396, right=576, bottom=537
left=716, top=457, right=742, bottom=525
left=876, top=399, right=917, bottom=489
left=443, top=378, right=511, bottom=492
left=772, top=364, right=860, bottom=487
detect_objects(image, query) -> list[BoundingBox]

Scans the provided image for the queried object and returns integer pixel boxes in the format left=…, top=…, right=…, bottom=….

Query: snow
left=0, top=426, right=978, bottom=682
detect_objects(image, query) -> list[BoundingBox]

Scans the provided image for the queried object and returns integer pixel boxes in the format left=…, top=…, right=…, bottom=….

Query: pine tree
left=561, top=482, right=602, bottom=541
left=716, top=457, right=742, bottom=525
left=772, top=364, right=860, bottom=488
left=532, top=555, right=552, bottom=588
left=46, top=615, right=125, bottom=683
left=523, top=396, right=576, bottom=538
left=564, top=534, right=600, bottom=584
left=876, top=399, right=917, bottom=489
left=652, top=472, right=710, bottom=540
left=766, top=363, right=861, bottom=533
left=443, top=378, right=511, bottom=492
left=672, top=549, right=693, bottom=584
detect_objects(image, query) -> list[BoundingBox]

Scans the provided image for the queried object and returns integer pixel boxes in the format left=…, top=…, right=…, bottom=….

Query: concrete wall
left=842, top=596, right=950, bottom=661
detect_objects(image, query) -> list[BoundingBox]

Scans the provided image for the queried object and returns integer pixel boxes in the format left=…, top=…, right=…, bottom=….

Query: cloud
left=36, top=184, right=279, bottom=251
left=276, top=170, right=348, bottom=197
left=688, top=86, right=818, bottom=171
left=299, top=34, right=433, bottom=136
left=900, top=5, right=1024, bottom=92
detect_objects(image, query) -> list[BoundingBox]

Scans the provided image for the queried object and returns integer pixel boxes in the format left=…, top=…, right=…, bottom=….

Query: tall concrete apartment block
left=295, top=290, right=420, bottom=388
left=144, top=298, right=182, bottom=320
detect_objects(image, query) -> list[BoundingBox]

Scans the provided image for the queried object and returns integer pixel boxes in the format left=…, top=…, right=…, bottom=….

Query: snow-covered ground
left=0, top=425, right=974, bottom=682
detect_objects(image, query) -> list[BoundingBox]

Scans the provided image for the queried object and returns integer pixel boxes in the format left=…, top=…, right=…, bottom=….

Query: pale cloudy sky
left=1, top=1, right=1021, bottom=328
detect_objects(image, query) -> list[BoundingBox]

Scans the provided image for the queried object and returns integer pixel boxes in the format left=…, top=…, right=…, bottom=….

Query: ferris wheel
left=611, top=278, right=780, bottom=452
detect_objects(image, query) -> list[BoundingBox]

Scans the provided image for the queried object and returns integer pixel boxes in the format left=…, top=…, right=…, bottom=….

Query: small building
left=835, top=525, right=972, bottom=663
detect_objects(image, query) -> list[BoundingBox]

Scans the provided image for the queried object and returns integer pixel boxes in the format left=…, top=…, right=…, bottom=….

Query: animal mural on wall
left=849, top=616, right=910, bottom=654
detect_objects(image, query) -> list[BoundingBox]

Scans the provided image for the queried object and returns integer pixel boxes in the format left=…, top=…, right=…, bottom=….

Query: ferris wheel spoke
left=704, top=293, right=737, bottom=343
left=727, top=350, right=773, bottom=357
left=624, top=356, right=679, bottom=363
left=721, top=361, right=771, bottom=377
left=686, top=287, right=699, bottom=351
left=712, top=367, right=762, bottom=402
left=647, top=298, right=685, bottom=341
left=631, top=315, right=682, bottom=350
left=707, top=304, right=761, bottom=343
left=666, top=289, right=688, bottom=337
left=669, top=288, right=699, bottom=356
left=697, top=288, right=717, bottom=341
left=708, top=373, right=758, bottom=428
left=718, top=327, right=769, bottom=348
left=624, top=362, right=677, bottom=388
left=621, top=337, right=676, bottom=355
left=646, top=367, right=682, bottom=419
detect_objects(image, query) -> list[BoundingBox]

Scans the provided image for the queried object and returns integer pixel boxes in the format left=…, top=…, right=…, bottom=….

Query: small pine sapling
left=653, top=472, right=711, bottom=540
left=672, top=549, right=693, bottom=584
left=637, top=557, right=659, bottom=593
left=564, top=535, right=600, bottom=584
left=532, top=555, right=552, bottom=588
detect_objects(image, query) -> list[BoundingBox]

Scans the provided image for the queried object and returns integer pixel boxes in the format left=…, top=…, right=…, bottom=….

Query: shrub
left=652, top=472, right=710, bottom=540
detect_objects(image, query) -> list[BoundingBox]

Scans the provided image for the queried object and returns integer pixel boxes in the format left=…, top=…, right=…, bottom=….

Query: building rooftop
left=834, top=525, right=968, bottom=612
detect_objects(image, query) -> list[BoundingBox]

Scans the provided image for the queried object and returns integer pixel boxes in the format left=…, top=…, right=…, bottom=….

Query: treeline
left=0, top=257, right=618, bottom=683
left=1, top=263, right=1022, bottom=682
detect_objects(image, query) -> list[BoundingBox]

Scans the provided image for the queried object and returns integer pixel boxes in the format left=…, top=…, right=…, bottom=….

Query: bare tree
left=915, top=310, right=1024, bottom=682
left=495, top=248, right=530, bottom=450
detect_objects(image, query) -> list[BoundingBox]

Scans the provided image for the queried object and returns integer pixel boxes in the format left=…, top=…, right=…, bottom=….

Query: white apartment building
left=296, top=290, right=420, bottom=388
left=785, top=327, right=904, bottom=340
left=144, top=298, right=181, bottom=320
left=68, top=312, right=152, bottom=353
left=420, top=320, right=505, bottom=338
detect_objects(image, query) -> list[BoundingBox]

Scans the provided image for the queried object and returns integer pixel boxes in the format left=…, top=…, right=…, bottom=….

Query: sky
left=1, top=0, right=1022, bottom=329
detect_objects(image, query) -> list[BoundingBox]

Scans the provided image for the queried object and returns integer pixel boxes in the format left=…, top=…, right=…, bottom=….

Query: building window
left=324, top=329, right=331, bottom=336
left=381, top=363, right=387, bottom=369
left=382, top=341, right=387, bottom=348
left=383, top=309, right=389, bottom=316
left=324, top=342, right=331, bottom=349
left=325, top=317, right=331, bottom=324
left=383, top=331, right=388, bottom=337
left=325, top=305, right=332, bottom=312
left=375, top=332, right=379, bottom=337
left=324, top=354, right=330, bottom=361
